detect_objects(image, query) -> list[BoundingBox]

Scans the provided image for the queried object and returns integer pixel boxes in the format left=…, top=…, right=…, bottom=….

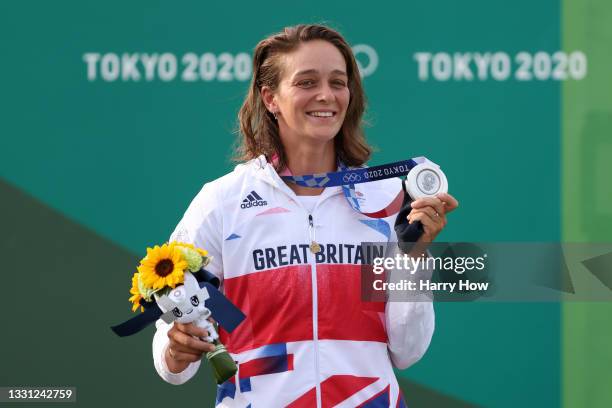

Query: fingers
left=169, top=329, right=215, bottom=353
left=175, top=322, right=208, bottom=338
left=171, top=341, right=211, bottom=355
left=410, top=193, right=459, bottom=215
left=409, top=211, right=443, bottom=243
left=435, top=193, right=459, bottom=213
left=408, top=206, right=443, bottom=224
left=168, top=323, right=215, bottom=356
left=411, top=197, right=445, bottom=216
left=407, top=193, right=457, bottom=243
left=167, top=346, right=203, bottom=363
left=409, top=209, right=446, bottom=229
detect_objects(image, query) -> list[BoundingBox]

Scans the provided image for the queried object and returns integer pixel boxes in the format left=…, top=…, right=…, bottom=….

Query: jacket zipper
left=308, top=213, right=322, bottom=408
left=308, top=214, right=321, bottom=254
left=257, top=161, right=344, bottom=407
left=261, top=160, right=339, bottom=408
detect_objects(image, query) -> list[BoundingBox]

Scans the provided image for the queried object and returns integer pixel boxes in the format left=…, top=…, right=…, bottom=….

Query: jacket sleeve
left=385, top=290, right=435, bottom=370
left=385, top=189, right=435, bottom=370
left=152, top=181, right=224, bottom=384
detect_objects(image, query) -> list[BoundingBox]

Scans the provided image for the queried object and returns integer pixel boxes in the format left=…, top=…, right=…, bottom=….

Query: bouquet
left=112, top=241, right=245, bottom=384
left=129, top=242, right=210, bottom=311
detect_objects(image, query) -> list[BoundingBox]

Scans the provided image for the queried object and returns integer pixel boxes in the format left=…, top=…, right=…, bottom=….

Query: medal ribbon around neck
left=282, top=156, right=441, bottom=219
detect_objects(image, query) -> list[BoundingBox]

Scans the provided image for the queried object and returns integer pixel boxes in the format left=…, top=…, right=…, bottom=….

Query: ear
left=260, top=86, right=278, bottom=113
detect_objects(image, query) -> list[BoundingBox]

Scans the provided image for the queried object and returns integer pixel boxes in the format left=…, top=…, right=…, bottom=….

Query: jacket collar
left=252, top=155, right=342, bottom=201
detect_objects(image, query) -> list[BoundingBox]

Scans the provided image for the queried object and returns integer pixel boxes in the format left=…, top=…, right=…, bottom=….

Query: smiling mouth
left=186, top=309, right=193, bottom=315
left=307, top=111, right=336, bottom=118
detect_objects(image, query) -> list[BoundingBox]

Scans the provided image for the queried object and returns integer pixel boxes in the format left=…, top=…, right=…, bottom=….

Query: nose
left=316, top=83, right=334, bottom=103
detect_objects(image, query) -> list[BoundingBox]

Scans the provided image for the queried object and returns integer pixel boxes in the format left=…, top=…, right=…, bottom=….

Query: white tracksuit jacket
left=152, top=155, right=435, bottom=407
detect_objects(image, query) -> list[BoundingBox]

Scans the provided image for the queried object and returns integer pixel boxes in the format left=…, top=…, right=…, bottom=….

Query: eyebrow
left=293, top=69, right=348, bottom=77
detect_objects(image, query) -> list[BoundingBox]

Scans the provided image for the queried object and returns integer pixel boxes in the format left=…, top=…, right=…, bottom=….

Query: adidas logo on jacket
left=240, top=190, right=268, bottom=209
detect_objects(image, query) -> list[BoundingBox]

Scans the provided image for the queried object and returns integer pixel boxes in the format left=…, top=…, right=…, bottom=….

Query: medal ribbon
left=282, top=156, right=430, bottom=219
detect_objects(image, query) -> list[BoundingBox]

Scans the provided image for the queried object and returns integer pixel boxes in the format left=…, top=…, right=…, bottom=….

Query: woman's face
left=267, top=40, right=350, bottom=146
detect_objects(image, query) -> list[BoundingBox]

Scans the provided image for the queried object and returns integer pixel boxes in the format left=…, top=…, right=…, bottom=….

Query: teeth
left=308, top=111, right=334, bottom=117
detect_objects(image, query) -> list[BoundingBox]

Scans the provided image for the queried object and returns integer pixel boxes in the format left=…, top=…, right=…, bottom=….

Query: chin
left=306, top=127, right=341, bottom=142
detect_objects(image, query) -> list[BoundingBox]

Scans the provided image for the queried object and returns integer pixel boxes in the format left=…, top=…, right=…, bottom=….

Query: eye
left=297, top=79, right=316, bottom=88
left=190, top=295, right=199, bottom=306
left=172, top=307, right=183, bottom=318
left=331, top=79, right=347, bottom=88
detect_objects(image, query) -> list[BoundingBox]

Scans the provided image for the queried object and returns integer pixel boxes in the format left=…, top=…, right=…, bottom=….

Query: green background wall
left=0, top=1, right=609, bottom=407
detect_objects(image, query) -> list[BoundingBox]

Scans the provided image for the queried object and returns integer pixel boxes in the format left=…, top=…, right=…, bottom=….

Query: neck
left=282, top=140, right=336, bottom=196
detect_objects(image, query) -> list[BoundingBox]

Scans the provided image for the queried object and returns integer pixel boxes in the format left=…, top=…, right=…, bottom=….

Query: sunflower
left=138, top=243, right=188, bottom=290
left=128, top=272, right=144, bottom=312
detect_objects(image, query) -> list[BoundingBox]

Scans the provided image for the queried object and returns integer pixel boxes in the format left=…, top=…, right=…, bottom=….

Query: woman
left=153, top=24, right=458, bottom=407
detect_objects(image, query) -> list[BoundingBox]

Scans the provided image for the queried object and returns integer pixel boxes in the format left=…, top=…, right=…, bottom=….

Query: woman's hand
left=408, top=193, right=459, bottom=243
left=165, top=322, right=215, bottom=373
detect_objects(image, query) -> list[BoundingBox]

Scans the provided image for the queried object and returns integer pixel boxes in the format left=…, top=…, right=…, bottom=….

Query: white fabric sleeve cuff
left=152, top=319, right=201, bottom=385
